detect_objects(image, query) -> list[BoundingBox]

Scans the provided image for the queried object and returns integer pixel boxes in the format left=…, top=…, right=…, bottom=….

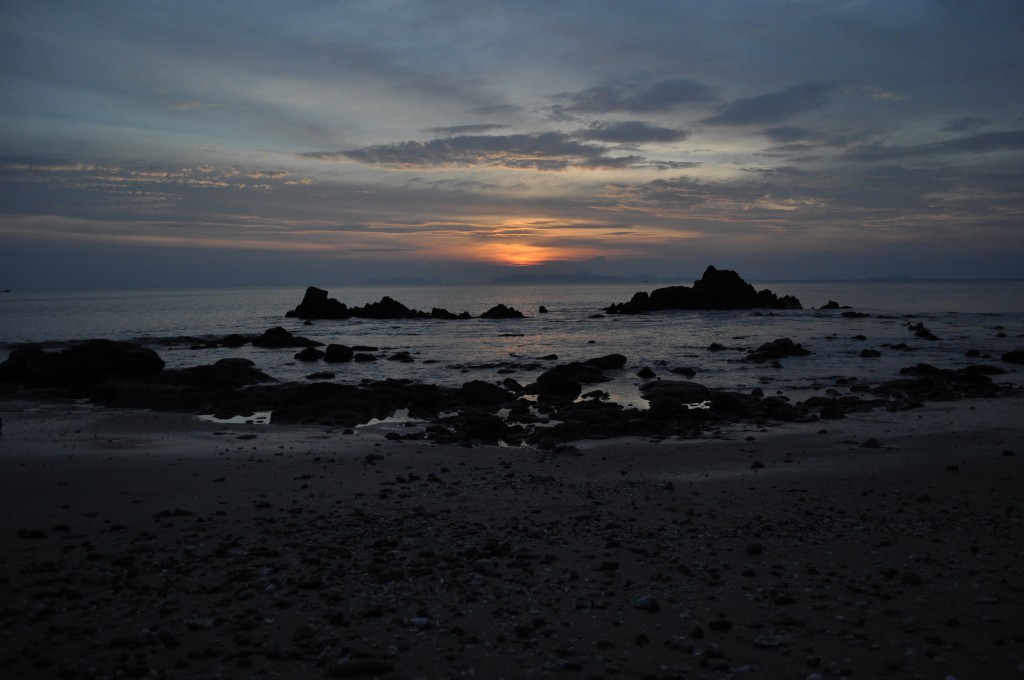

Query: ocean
left=1, top=280, right=1022, bottom=412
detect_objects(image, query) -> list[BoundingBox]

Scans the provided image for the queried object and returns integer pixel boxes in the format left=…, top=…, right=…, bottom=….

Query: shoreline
left=1, top=398, right=1022, bottom=678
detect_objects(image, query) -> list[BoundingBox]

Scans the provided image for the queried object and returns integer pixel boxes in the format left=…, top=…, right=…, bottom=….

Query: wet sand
left=1, top=399, right=1022, bottom=679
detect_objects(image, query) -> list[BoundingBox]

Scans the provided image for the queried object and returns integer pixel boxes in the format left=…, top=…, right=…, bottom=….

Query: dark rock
left=745, top=338, right=811, bottom=363
left=633, top=595, right=660, bottom=613
left=285, top=286, right=351, bottom=319
left=353, top=353, right=376, bottom=362
left=387, top=351, right=414, bottom=363
left=294, top=347, right=325, bottom=362
left=0, top=340, right=165, bottom=387
left=646, top=397, right=684, bottom=420
left=640, top=380, right=709, bottom=403
left=324, top=344, right=354, bottom=363
left=459, top=380, right=514, bottom=406
left=841, top=311, right=870, bottom=319
left=218, top=333, right=251, bottom=348
left=357, top=296, right=418, bottom=319
left=326, top=659, right=395, bottom=678
left=636, top=366, right=656, bottom=379
left=959, top=364, right=1007, bottom=375
left=820, top=300, right=850, bottom=309
left=429, top=307, right=470, bottom=320
left=214, top=357, right=255, bottom=368
left=1002, top=350, right=1024, bottom=364
left=908, top=322, right=939, bottom=340
left=527, top=371, right=582, bottom=402
left=584, top=353, right=627, bottom=369
left=538, top=305, right=548, bottom=314
left=252, top=327, right=321, bottom=348
left=860, top=349, right=882, bottom=358
left=606, top=266, right=802, bottom=314
left=530, top=362, right=610, bottom=400
left=306, top=372, right=335, bottom=380
left=285, top=286, right=471, bottom=320
left=670, top=366, right=697, bottom=377
left=480, top=303, right=525, bottom=319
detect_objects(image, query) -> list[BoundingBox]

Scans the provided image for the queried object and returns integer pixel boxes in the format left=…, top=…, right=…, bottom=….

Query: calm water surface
left=2, top=280, right=1022, bottom=409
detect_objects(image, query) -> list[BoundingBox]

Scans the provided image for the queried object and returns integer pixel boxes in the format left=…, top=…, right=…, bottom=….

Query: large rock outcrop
left=0, top=340, right=165, bottom=387
left=606, top=266, right=802, bottom=314
left=285, top=287, right=471, bottom=320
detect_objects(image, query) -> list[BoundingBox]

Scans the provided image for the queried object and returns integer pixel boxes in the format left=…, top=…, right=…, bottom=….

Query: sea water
left=1, top=280, right=1022, bottom=410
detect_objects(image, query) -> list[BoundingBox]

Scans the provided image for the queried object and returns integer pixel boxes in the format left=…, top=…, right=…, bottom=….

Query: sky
left=1, top=0, right=1022, bottom=288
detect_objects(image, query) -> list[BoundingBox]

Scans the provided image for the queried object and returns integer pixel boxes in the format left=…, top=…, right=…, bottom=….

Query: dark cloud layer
left=309, top=132, right=655, bottom=171
left=845, top=129, right=1024, bottom=161
left=574, top=121, right=689, bottom=144
left=548, top=78, right=716, bottom=117
left=703, top=83, right=837, bottom=126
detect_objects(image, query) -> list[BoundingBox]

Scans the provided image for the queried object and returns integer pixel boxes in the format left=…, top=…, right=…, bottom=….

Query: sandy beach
left=1, top=398, right=1022, bottom=679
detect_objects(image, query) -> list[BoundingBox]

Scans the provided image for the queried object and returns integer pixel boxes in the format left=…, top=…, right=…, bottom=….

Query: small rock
left=754, top=634, right=784, bottom=648
left=633, top=595, right=660, bottom=613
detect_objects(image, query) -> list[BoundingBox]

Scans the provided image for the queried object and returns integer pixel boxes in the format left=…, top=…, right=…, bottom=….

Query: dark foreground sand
left=1, top=399, right=1022, bottom=679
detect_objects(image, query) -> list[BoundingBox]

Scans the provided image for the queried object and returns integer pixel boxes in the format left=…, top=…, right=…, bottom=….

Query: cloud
left=703, top=82, right=837, bottom=126
left=548, top=78, right=716, bottom=116
left=306, top=133, right=649, bottom=171
left=426, top=123, right=509, bottom=136
left=758, top=125, right=869, bottom=155
left=845, top=129, right=1024, bottom=161
left=574, top=121, right=689, bottom=143
left=940, top=116, right=991, bottom=133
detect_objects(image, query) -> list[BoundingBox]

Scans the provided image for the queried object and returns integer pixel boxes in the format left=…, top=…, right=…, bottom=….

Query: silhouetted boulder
left=745, top=338, right=811, bottom=363
left=286, top=286, right=351, bottom=319
left=324, top=344, right=354, bottom=363
left=285, top=287, right=471, bottom=320
left=1002, top=350, right=1024, bottom=364
left=295, top=347, right=325, bottom=362
left=459, top=380, right=515, bottom=406
left=584, top=353, right=627, bottom=369
left=252, top=327, right=322, bottom=348
left=640, top=380, right=709, bottom=403
left=480, top=304, right=525, bottom=319
left=606, top=266, right=802, bottom=314
left=0, top=340, right=164, bottom=387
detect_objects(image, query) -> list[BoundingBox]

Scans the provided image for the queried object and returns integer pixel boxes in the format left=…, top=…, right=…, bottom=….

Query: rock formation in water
left=285, top=286, right=474, bottom=320
left=605, top=266, right=802, bottom=314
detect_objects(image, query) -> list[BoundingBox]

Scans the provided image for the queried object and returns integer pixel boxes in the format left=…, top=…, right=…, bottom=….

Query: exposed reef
left=285, top=286, right=528, bottom=320
left=605, top=265, right=802, bottom=314
left=2, top=339, right=1020, bottom=449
